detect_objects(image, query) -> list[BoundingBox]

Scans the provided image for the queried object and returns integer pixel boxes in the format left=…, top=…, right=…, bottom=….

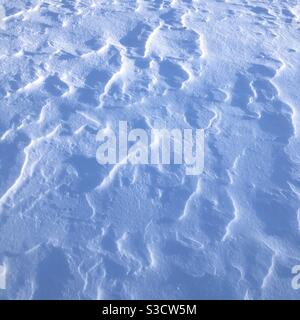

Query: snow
left=0, top=0, right=299, bottom=300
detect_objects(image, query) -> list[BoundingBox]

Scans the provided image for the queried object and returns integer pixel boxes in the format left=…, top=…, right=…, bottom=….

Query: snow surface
left=0, top=0, right=299, bottom=300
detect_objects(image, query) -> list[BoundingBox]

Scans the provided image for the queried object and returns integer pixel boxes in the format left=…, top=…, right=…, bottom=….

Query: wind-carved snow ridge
left=0, top=0, right=299, bottom=300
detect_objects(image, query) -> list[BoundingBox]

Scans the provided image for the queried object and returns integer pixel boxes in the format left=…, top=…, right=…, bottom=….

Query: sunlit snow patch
left=0, top=264, right=6, bottom=290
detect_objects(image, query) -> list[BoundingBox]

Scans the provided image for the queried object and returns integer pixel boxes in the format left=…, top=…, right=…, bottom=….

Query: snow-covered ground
left=0, top=0, right=299, bottom=300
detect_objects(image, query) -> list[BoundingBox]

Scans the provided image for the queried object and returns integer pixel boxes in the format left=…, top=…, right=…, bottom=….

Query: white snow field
left=0, top=0, right=299, bottom=300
